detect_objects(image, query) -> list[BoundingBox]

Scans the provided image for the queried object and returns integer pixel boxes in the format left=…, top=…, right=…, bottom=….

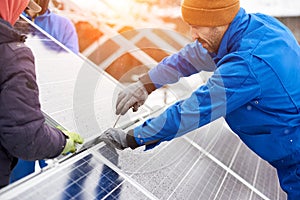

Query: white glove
left=99, top=128, right=128, bottom=150
left=116, top=81, right=148, bottom=115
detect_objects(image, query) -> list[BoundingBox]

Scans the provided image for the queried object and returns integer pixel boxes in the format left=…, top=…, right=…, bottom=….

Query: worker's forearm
left=139, top=73, right=156, bottom=95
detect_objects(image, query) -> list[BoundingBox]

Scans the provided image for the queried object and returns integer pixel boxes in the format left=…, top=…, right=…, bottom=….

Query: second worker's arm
left=115, top=40, right=216, bottom=115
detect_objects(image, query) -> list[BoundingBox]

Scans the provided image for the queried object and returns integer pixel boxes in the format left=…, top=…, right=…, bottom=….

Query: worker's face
left=190, top=25, right=228, bottom=53
left=26, top=0, right=50, bottom=17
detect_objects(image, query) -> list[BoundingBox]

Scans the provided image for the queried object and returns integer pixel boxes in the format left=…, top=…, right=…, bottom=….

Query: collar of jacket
left=213, top=8, right=249, bottom=63
left=23, top=9, right=51, bottom=21
left=0, top=18, right=27, bottom=44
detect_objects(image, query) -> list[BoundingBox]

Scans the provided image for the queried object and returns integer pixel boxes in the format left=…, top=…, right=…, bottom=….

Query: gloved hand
left=57, top=126, right=84, bottom=155
left=116, top=81, right=148, bottom=115
left=99, top=128, right=128, bottom=150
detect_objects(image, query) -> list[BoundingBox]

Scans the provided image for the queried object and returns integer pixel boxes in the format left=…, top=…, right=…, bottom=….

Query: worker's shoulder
left=0, top=41, right=30, bottom=60
left=48, top=11, right=71, bottom=21
left=7, top=42, right=28, bottom=51
left=48, top=11, right=74, bottom=26
left=2, top=41, right=33, bottom=62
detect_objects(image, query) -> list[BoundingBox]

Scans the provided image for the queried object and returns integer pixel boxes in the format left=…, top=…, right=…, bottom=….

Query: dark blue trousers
left=10, top=159, right=47, bottom=183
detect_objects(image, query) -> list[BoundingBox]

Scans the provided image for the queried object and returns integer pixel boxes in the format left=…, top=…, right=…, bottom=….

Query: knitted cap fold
left=181, top=0, right=240, bottom=27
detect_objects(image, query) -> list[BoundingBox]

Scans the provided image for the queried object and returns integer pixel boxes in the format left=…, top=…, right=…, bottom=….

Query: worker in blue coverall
left=0, top=0, right=83, bottom=189
left=10, top=0, right=80, bottom=183
left=22, top=0, right=79, bottom=53
left=100, top=0, right=300, bottom=199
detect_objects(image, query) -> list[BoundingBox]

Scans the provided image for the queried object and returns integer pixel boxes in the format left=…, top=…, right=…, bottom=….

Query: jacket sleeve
left=0, top=45, right=66, bottom=160
left=58, top=17, right=79, bottom=54
left=50, top=13, right=79, bottom=54
left=148, top=40, right=216, bottom=89
left=132, top=54, right=261, bottom=150
left=34, top=11, right=79, bottom=54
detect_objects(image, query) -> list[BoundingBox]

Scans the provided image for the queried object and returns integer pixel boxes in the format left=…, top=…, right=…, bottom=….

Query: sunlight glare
left=107, top=0, right=134, bottom=14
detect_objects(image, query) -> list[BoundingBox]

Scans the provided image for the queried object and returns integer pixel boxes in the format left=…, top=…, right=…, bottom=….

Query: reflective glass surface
left=8, top=147, right=150, bottom=200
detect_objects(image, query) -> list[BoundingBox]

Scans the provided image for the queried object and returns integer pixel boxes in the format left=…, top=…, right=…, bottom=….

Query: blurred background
left=48, top=0, right=300, bottom=84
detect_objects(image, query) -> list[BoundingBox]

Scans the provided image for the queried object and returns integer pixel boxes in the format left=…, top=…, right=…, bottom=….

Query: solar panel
left=3, top=147, right=152, bottom=200
left=0, top=16, right=287, bottom=200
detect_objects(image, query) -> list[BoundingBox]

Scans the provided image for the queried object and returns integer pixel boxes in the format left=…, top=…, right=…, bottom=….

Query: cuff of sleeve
left=129, top=125, right=161, bottom=151
left=49, top=127, right=68, bottom=158
left=57, top=129, right=68, bottom=157
left=139, top=73, right=156, bottom=94
left=126, top=129, right=139, bottom=149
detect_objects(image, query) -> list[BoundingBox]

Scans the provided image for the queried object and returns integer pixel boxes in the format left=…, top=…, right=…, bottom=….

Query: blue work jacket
left=133, top=8, right=300, bottom=162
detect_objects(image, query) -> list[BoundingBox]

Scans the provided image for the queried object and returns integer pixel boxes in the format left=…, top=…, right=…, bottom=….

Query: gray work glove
left=116, top=81, right=148, bottom=115
left=100, top=128, right=128, bottom=150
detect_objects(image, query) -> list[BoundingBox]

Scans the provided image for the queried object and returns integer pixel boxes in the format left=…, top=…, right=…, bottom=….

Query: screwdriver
left=112, top=114, right=121, bottom=128
left=113, top=104, right=137, bottom=128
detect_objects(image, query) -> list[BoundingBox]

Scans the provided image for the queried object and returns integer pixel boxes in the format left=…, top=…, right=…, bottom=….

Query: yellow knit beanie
left=181, top=0, right=240, bottom=27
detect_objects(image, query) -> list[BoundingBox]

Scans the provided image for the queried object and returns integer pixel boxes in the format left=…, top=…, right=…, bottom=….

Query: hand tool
left=112, top=114, right=121, bottom=128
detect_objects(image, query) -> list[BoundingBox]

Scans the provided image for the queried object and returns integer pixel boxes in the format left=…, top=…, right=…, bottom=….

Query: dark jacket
left=0, top=18, right=66, bottom=188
